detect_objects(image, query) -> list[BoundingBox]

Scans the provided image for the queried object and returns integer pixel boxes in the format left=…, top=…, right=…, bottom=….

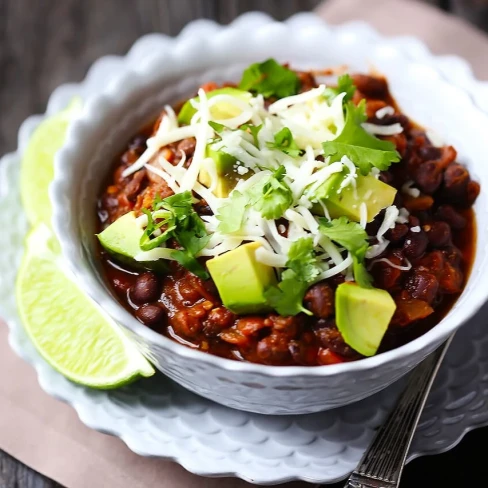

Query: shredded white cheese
left=362, top=122, right=403, bottom=136
left=375, top=106, right=395, bottom=119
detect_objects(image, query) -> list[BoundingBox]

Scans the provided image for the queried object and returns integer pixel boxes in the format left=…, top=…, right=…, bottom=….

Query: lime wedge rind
left=16, top=224, right=154, bottom=389
left=15, top=100, right=155, bottom=389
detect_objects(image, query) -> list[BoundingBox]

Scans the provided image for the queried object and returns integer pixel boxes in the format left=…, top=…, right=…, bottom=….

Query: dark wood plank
left=1, top=0, right=486, bottom=487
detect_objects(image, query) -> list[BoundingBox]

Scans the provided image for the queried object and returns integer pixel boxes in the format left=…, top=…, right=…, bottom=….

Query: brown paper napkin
left=1, top=1, right=488, bottom=487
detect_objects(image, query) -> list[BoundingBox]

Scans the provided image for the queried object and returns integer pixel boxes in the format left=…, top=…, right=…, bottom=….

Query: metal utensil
left=340, top=335, right=453, bottom=488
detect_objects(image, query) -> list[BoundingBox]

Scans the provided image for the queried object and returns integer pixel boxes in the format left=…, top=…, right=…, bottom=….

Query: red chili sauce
left=96, top=72, right=478, bottom=366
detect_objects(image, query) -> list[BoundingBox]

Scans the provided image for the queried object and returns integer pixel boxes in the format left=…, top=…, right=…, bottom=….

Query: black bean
left=403, top=231, right=428, bottom=259
left=425, top=221, right=452, bottom=248
left=435, top=205, right=466, bottom=230
left=130, top=272, right=160, bottom=304
left=414, top=161, right=443, bottom=194
left=136, top=304, right=165, bottom=327
left=385, top=224, right=408, bottom=243
left=419, top=145, right=442, bottom=161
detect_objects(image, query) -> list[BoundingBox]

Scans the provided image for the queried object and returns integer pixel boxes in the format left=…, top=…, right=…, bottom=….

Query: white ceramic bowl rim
left=50, top=12, right=488, bottom=379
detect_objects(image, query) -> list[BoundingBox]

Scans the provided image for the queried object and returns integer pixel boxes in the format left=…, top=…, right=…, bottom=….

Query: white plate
left=2, top=13, right=488, bottom=485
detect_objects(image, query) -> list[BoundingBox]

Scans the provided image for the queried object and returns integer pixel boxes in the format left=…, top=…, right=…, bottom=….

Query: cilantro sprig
left=140, top=191, right=210, bottom=279
left=238, top=59, right=300, bottom=99
left=264, top=238, right=320, bottom=316
left=322, top=100, right=400, bottom=175
left=324, top=74, right=356, bottom=103
left=266, top=127, right=302, bottom=158
left=216, top=166, right=293, bottom=231
left=250, top=166, right=293, bottom=220
left=319, top=216, right=373, bottom=288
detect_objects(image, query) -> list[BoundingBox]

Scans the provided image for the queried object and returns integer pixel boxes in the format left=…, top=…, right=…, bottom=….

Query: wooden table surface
left=1, top=0, right=488, bottom=486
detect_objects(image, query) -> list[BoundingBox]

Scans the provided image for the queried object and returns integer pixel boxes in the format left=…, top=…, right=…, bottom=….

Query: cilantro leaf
left=264, top=271, right=310, bottom=316
left=324, top=74, right=356, bottom=103
left=353, top=253, right=373, bottom=289
left=266, top=127, right=302, bottom=157
left=322, top=101, right=400, bottom=175
left=238, top=59, right=300, bottom=99
left=208, top=121, right=226, bottom=133
left=241, top=123, right=262, bottom=146
left=264, top=238, right=322, bottom=316
left=318, top=216, right=368, bottom=254
left=216, top=191, right=249, bottom=234
left=286, top=237, right=321, bottom=283
left=140, top=191, right=210, bottom=279
left=319, top=216, right=373, bottom=288
left=250, top=165, right=293, bottom=220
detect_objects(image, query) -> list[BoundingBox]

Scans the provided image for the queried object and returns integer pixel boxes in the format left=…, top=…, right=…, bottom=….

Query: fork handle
left=344, top=336, right=453, bottom=488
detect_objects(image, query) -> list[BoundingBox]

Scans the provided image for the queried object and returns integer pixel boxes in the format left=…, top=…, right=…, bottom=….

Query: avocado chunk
left=313, top=173, right=396, bottom=222
left=178, top=87, right=252, bottom=125
left=335, top=283, right=396, bottom=357
left=207, top=242, right=277, bottom=314
left=97, top=212, right=167, bottom=272
left=199, top=144, right=241, bottom=198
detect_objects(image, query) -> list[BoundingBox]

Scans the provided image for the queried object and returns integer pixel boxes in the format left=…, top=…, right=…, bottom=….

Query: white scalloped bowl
left=50, top=16, right=488, bottom=415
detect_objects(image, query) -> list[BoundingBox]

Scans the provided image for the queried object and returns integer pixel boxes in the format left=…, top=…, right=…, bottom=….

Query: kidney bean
left=135, top=304, right=165, bottom=328
left=385, top=224, right=408, bottom=243
left=304, top=283, right=334, bottom=318
left=351, top=74, right=388, bottom=98
left=425, top=221, right=451, bottom=248
left=435, top=205, right=466, bottom=230
left=403, top=230, right=428, bottom=259
left=130, top=272, right=160, bottom=304
left=405, top=272, right=439, bottom=304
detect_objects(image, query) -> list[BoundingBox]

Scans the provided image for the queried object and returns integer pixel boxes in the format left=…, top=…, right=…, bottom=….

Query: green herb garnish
left=322, top=100, right=400, bottom=175
left=319, top=216, right=373, bottom=288
left=264, top=237, right=320, bottom=316
left=140, top=191, right=210, bottom=279
left=238, top=58, right=300, bottom=99
left=266, top=127, right=302, bottom=157
left=324, top=74, right=356, bottom=103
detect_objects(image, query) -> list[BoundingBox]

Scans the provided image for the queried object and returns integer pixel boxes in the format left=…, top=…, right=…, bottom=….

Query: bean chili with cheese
left=97, top=68, right=478, bottom=366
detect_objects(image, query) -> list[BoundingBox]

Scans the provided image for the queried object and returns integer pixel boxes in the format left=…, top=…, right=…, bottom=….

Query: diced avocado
left=335, top=283, right=396, bottom=357
left=313, top=173, right=397, bottom=222
left=199, top=144, right=240, bottom=198
left=207, top=242, right=277, bottom=314
left=178, top=87, right=252, bottom=125
left=97, top=212, right=167, bottom=272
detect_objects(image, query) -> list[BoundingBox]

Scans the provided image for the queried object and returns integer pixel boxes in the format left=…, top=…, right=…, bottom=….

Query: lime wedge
left=20, top=99, right=82, bottom=227
left=16, top=224, right=154, bottom=388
